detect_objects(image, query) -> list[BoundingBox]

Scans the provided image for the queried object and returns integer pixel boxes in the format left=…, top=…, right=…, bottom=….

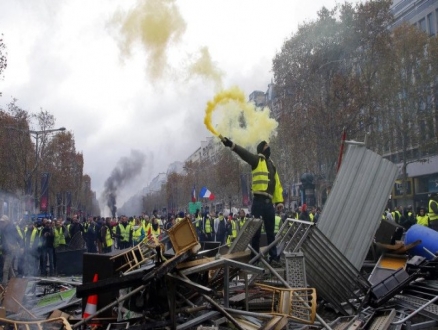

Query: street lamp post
left=29, top=127, right=66, bottom=212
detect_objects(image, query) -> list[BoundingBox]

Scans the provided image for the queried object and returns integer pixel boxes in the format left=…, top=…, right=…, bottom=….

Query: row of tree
left=0, top=100, right=98, bottom=218
left=270, top=0, right=438, bottom=205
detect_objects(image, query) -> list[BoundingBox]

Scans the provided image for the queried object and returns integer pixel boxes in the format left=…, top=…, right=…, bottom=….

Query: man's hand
left=221, top=137, right=233, bottom=148
left=276, top=203, right=284, bottom=212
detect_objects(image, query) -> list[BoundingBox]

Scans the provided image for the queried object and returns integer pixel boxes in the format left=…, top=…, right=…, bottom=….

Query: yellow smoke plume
left=204, top=87, right=278, bottom=149
left=187, top=46, right=223, bottom=91
left=111, top=0, right=186, bottom=79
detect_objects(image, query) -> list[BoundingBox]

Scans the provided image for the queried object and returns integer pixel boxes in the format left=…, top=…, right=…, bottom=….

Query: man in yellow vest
left=115, top=216, right=132, bottom=249
left=101, top=218, right=114, bottom=253
left=222, top=138, right=284, bottom=264
left=132, top=218, right=145, bottom=245
left=24, top=221, right=41, bottom=276
left=226, top=216, right=238, bottom=246
left=236, top=210, right=246, bottom=234
left=416, top=206, right=430, bottom=227
left=54, top=219, right=67, bottom=249
left=429, top=193, right=438, bottom=231
left=203, top=213, right=214, bottom=241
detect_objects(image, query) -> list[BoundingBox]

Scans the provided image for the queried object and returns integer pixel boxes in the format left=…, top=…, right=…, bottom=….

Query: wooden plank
left=2, top=278, right=29, bottom=313
left=177, top=250, right=250, bottom=269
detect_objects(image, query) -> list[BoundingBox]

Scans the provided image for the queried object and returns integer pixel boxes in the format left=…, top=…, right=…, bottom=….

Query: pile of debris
left=2, top=141, right=438, bottom=330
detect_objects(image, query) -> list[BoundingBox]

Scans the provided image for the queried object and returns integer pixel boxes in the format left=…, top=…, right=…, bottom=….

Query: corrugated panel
left=317, top=142, right=398, bottom=270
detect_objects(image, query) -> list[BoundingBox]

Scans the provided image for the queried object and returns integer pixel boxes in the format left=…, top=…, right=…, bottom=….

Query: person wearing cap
left=222, top=137, right=284, bottom=264
left=0, top=215, right=22, bottom=285
left=176, top=211, right=185, bottom=223
left=299, top=204, right=310, bottom=221
left=429, top=193, right=438, bottom=231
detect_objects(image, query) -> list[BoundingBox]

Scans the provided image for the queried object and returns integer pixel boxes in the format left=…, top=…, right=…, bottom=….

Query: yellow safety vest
left=429, top=200, right=438, bottom=221
left=226, top=221, right=237, bottom=246
left=416, top=214, right=429, bottom=226
left=29, top=228, right=41, bottom=246
left=150, top=226, right=161, bottom=238
left=231, top=221, right=237, bottom=238
left=239, top=218, right=246, bottom=230
left=16, top=225, right=24, bottom=240
left=205, top=218, right=212, bottom=233
left=132, top=226, right=144, bottom=243
left=252, top=158, right=269, bottom=191
left=251, top=158, right=283, bottom=203
left=144, top=222, right=151, bottom=234
left=118, top=224, right=131, bottom=242
left=104, top=226, right=113, bottom=248
left=54, top=227, right=66, bottom=247
left=274, top=216, right=281, bottom=233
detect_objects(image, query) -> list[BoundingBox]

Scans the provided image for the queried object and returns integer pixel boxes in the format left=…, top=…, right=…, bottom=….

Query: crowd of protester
left=0, top=192, right=436, bottom=286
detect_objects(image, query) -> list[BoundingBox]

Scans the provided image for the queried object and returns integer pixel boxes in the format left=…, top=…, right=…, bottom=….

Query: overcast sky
left=0, top=0, right=362, bottom=214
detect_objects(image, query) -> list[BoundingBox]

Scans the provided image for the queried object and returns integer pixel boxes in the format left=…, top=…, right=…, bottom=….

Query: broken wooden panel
left=109, top=241, right=156, bottom=274
left=167, top=218, right=199, bottom=255
left=2, top=277, right=29, bottom=313
left=255, top=283, right=317, bottom=324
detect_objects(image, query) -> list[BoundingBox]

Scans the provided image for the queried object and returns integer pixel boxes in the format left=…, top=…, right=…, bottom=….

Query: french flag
left=199, top=186, right=215, bottom=201
left=191, top=185, right=197, bottom=202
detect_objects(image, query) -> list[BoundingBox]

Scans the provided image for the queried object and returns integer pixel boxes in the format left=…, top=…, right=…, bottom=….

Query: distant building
left=389, top=0, right=438, bottom=209
left=391, top=0, right=438, bottom=36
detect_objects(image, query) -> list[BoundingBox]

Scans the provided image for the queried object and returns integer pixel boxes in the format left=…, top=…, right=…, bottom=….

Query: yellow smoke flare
left=204, top=86, right=245, bottom=138
left=204, top=86, right=278, bottom=149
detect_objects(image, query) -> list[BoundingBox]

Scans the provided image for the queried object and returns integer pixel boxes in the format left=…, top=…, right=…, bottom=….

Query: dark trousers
left=251, top=196, right=277, bottom=260
left=118, top=241, right=131, bottom=249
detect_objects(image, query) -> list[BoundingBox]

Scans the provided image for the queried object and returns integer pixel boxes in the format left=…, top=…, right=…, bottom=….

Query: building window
left=427, top=13, right=436, bottom=36
left=419, top=18, right=427, bottom=32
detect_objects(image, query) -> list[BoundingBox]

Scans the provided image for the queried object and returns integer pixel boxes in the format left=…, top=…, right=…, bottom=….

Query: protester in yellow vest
left=132, top=218, right=145, bottom=245
left=54, top=220, right=67, bottom=248
left=101, top=218, right=114, bottom=253
left=429, top=193, right=438, bottom=231
left=203, top=214, right=213, bottom=241
left=115, top=216, right=132, bottom=249
left=24, top=222, right=41, bottom=276
left=416, top=206, right=430, bottom=227
left=237, top=209, right=247, bottom=232
left=226, top=218, right=238, bottom=246
left=148, top=217, right=161, bottom=240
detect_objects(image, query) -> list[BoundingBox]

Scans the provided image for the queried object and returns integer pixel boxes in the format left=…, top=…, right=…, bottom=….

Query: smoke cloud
left=111, top=0, right=187, bottom=80
left=101, top=150, right=146, bottom=217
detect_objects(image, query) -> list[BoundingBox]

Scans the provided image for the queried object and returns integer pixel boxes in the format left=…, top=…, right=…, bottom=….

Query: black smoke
left=102, top=150, right=146, bottom=217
